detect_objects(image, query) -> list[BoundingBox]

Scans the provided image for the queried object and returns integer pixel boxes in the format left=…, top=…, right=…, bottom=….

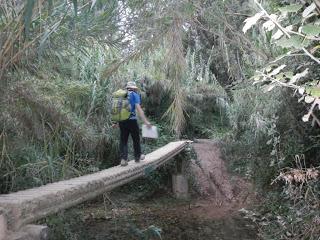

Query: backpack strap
left=128, top=90, right=141, bottom=119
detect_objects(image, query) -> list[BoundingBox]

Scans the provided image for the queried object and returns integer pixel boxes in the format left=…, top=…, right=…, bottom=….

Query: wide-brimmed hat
left=126, top=81, right=138, bottom=89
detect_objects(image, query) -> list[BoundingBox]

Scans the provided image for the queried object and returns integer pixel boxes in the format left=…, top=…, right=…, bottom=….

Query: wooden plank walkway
left=0, top=141, right=188, bottom=232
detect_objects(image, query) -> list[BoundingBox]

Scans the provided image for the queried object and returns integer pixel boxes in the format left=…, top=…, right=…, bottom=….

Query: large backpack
left=111, top=89, right=131, bottom=122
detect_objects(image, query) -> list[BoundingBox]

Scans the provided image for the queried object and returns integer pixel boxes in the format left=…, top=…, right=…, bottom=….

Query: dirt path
left=188, top=139, right=254, bottom=219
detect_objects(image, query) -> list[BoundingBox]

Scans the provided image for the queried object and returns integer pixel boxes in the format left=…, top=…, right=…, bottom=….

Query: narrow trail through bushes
left=65, top=140, right=257, bottom=240
left=189, top=139, right=254, bottom=219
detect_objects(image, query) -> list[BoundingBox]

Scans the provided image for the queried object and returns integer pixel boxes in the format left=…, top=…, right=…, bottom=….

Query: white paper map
left=142, top=125, right=158, bottom=139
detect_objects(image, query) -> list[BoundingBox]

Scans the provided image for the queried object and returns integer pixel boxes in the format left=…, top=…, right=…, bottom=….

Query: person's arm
left=136, top=104, right=151, bottom=128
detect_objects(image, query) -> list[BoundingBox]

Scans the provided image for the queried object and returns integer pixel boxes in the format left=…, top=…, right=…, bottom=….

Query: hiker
left=112, top=81, right=152, bottom=166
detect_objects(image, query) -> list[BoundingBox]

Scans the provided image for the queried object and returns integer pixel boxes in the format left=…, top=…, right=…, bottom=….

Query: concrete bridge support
left=0, top=210, right=48, bottom=240
left=4, top=224, right=48, bottom=240
left=0, top=209, right=7, bottom=240
left=172, top=156, right=189, bottom=199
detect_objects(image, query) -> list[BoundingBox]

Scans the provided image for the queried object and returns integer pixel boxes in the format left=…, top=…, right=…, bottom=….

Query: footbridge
left=0, top=141, right=190, bottom=240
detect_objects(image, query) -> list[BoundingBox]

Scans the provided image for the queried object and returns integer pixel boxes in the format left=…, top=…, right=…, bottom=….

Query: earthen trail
left=189, top=139, right=253, bottom=219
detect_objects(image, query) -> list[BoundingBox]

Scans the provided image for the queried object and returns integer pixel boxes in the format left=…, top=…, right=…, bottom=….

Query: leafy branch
left=243, top=0, right=320, bottom=126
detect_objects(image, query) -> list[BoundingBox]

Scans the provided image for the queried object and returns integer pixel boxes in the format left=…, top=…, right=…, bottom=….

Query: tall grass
left=0, top=42, right=118, bottom=193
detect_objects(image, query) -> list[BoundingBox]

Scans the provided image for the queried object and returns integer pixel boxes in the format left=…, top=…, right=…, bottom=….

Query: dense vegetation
left=0, top=0, right=319, bottom=239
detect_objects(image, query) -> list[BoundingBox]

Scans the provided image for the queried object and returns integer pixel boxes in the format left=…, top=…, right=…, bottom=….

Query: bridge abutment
left=0, top=208, right=8, bottom=240
left=172, top=156, right=189, bottom=199
left=3, top=225, right=48, bottom=240
left=1, top=212, right=48, bottom=240
left=172, top=174, right=189, bottom=199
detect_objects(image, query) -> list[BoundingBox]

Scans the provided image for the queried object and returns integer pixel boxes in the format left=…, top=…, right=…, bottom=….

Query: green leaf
left=265, top=64, right=278, bottom=73
left=301, top=24, right=320, bottom=36
left=276, top=36, right=310, bottom=49
left=303, top=3, right=317, bottom=18
left=266, top=30, right=272, bottom=43
left=306, top=87, right=320, bottom=97
left=283, top=71, right=294, bottom=78
left=304, top=95, right=315, bottom=103
left=48, top=0, right=53, bottom=12
left=182, top=2, right=196, bottom=16
left=91, top=0, right=98, bottom=10
left=278, top=4, right=302, bottom=13
left=147, top=225, right=162, bottom=239
left=253, top=75, right=261, bottom=81
left=275, top=74, right=284, bottom=80
left=39, top=21, right=61, bottom=55
left=163, top=16, right=173, bottom=26
left=302, top=114, right=310, bottom=122
left=72, top=0, right=78, bottom=16
left=242, top=12, right=264, bottom=33
left=269, top=64, right=286, bottom=76
left=24, top=0, right=36, bottom=37
left=265, top=66, right=272, bottom=72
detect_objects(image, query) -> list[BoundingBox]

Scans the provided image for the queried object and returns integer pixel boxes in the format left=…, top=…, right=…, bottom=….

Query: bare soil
left=189, top=139, right=254, bottom=219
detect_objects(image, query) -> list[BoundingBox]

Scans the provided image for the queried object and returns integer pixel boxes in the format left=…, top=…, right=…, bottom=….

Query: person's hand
left=112, top=123, right=118, bottom=128
left=145, top=121, right=152, bottom=128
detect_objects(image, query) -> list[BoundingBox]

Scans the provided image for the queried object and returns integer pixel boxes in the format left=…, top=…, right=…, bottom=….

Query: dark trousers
left=119, top=119, right=141, bottom=161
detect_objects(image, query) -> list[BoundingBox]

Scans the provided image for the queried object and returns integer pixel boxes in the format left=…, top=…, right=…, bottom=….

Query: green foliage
left=236, top=1, right=320, bottom=239
left=44, top=210, right=81, bottom=240
left=0, top=42, right=118, bottom=193
left=130, top=225, right=163, bottom=240
left=278, top=4, right=302, bottom=13
left=0, top=0, right=252, bottom=194
left=302, top=24, right=320, bottom=36
left=276, top=36, right=310, bottom=49
left=72, top=0, right=78, bottom=16
left=24, top=0, right=36, bottom=37
left=244, top=0, right=320, bottom=125
left=1, top=1, right=320, bottom=239
left=0, top=0, right=120, bottom=79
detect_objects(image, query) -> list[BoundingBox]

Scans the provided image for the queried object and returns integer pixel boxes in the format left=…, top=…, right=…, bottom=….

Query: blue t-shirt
left=128, top=91, right=141, bottom=120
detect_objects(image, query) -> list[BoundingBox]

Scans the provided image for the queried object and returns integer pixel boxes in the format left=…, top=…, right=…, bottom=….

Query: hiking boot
left=135, top=154, right=145, bottom=163
left=120, top=159, right=128, bottom=166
